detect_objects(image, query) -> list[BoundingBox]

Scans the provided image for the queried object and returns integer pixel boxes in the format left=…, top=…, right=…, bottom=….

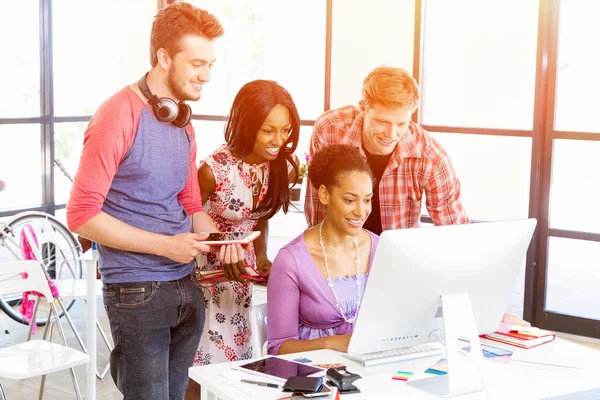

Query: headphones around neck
left=138, top=73, right=192, bottom=128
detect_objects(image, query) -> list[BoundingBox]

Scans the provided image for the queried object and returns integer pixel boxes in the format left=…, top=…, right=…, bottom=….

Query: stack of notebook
left=481, top=323, right=555, bottom=349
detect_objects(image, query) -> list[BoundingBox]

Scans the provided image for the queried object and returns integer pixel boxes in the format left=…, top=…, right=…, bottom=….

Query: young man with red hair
left=305, top=66, right=469, bottom=233
left=67, top=3, right=233, bottom=399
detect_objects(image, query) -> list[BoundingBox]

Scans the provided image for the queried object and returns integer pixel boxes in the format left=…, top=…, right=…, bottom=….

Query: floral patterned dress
left=194, top=144, right=270, bottom=365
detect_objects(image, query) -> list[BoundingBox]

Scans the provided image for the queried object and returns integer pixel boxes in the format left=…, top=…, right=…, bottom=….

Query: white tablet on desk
left=232, top=356, right=325, bottom=384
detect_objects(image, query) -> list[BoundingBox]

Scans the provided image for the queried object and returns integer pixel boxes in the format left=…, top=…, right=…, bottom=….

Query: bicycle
left=0, top=170, right=83, bottom=326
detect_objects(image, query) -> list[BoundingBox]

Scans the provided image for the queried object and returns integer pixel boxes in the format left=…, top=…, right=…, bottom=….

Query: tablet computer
left=232, top=356, right=325, bottom=384
left=202, top=231, right=261, bottom=245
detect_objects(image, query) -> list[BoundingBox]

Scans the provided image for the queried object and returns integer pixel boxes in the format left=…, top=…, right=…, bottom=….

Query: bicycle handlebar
left=54, top=159, right=74, bottom=183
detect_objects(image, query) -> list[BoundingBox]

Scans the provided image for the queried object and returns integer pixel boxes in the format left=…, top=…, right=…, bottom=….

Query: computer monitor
left=346, top=218, right=537, bottom=397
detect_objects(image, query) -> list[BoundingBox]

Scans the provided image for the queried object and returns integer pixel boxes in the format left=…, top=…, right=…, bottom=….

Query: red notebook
left=480, top=322, right=555, bottom=349
left=195, top=265, right=267, bottom=284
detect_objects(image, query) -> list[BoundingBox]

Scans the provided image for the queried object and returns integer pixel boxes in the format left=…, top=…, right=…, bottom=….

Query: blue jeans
left=102, top=272, right=205, bottom=400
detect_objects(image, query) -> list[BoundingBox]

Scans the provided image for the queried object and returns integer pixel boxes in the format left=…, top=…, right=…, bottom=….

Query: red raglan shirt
left=67, top=87, right=203, bottom=283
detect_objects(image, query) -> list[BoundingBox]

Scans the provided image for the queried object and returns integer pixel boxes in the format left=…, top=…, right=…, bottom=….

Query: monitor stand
left=408, top=293, right=486, bottom=398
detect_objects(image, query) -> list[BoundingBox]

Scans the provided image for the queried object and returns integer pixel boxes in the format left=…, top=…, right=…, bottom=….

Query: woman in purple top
left=267, top=144, right=379, bottom=355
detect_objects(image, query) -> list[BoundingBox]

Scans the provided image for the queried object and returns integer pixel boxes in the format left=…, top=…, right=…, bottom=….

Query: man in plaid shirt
left=304, top=66, right=469, bottom=233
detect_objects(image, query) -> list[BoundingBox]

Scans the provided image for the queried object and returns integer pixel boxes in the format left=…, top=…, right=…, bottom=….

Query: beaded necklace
left=318, top=221, right=362, bottom=324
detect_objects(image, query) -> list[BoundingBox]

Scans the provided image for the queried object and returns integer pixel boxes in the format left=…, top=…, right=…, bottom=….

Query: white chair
left=41, top=279, right=112, bottom=380
left=22, top=224, right=111, bottom=380
left=0, top=260, right=89, bottom=399
left=249, top=303, right=268, bottom=358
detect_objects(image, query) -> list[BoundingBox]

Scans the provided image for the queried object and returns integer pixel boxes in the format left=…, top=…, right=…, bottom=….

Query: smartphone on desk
left=201, top=231, right=261, bottom=246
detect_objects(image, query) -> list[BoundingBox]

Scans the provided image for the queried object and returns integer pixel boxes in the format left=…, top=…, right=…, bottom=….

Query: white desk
left=189, top=338, right=600, bottom=400
left=79, top=249, right=99, bottom=400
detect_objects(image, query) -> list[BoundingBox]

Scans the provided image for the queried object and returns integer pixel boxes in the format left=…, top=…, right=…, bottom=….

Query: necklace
left=248, top=164, right=264, bottom=196
left=318, top=221, right=362, bottom=324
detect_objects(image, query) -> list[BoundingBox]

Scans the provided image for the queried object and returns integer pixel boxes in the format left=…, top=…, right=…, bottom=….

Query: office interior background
left=0, top=0, right=598, bottom=343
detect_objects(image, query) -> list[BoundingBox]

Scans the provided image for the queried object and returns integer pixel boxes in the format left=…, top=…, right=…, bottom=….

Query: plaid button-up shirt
left=304, top=105, right=469, bottom=230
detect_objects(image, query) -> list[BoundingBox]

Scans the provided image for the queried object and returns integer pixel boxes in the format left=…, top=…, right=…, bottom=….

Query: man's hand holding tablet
left=202, top=231, right=261, bottom=245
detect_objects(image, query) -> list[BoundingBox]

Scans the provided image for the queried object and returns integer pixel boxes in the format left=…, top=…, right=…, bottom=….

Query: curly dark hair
left=307, top=144, right=373, bottom=189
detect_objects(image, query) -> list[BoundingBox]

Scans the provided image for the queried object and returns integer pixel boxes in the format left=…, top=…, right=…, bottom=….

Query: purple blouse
left=267, top=231, right=379, bottom=355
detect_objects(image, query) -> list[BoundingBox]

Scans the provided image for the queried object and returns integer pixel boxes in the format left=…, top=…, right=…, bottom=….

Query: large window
left=554, top=0, right=600, bottom=133
left=330, top=0, right=415, bottom=109
left=54, top=122, right=87, bottom=205
left=546, top=238, right=600, bottom=320
left=185, top=0, right=326, bottom=183
left=419, top=0, right=539, bottom=319
left=52, top=0, right=155, bottom=116
left=538, top=0, right=600, bottom=336
left=421, top=0, right=539, bottom=130
left=549, top=140, right=600, bottom=233
left=427, top=133, right=532, bottom=221
left=0, top=1, right=157, bottom=215
left=0, top=125, right=43, bottom=209
left=0, top=0, right=326, bottom=217
left=417, top=0, right=600, bottom=337
left=0, top=2, right=40, bottom=118
left=186, top=0, right=326, bottom=120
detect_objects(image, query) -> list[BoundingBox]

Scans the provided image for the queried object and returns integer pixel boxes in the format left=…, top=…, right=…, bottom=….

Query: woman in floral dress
left=194, top=80, right=300, bottom=365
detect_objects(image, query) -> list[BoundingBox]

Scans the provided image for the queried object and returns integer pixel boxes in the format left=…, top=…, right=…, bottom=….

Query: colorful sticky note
left=392, top=370, right=413, bottom=381
left=424, top=358, right=448, bottom=375
left=483, top=347, right=512, bottom=357
left=461, top=346, right=513, bottom=358
left=424, top=368, right=447, bottom=376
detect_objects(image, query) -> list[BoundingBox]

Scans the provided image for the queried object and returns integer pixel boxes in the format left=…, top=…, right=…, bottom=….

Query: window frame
left=0, top=0, right=332, bottom=217
left=414, top=0, right=600, bottom=338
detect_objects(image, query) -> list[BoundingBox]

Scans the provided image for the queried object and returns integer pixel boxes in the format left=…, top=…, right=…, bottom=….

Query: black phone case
left=282, top=376, right=323, bottom=393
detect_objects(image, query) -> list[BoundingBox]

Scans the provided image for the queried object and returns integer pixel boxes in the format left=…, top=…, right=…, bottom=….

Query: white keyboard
left=343, top=344, right=444, bottom=367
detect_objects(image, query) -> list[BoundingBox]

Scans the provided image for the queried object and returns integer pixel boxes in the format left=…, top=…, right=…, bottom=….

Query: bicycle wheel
left=0, top=212, right=83, bottom=326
